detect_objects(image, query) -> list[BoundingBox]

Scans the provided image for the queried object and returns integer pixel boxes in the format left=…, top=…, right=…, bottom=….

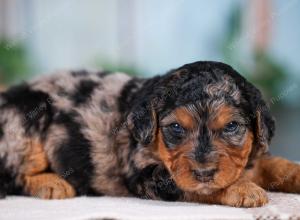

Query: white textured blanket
left=1, top=193, right=300, bottom=220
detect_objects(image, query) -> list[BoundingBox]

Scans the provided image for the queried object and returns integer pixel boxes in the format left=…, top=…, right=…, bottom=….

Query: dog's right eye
left=162, top=123, right=186, bottom=148
left=168, top=123, right=185, bottom=136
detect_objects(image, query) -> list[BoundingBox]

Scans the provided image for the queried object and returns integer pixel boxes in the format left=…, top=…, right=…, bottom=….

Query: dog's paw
left=220, top=181, right=268, bottom=207
left=24, top=173, right=76, bottom=199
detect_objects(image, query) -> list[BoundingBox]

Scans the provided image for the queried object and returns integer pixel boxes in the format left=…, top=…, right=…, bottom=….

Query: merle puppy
left=0, top=61, right=299, bottom=207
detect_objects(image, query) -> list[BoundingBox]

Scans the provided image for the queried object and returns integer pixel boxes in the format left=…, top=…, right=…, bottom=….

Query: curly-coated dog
left=0, top=61, right=299, bottom=207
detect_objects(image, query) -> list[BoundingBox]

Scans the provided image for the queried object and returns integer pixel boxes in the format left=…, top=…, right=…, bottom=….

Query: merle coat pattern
left=0, top=61, right=299, bottom=207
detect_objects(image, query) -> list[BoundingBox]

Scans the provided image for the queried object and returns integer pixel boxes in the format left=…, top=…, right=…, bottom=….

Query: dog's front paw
left=24, top=173, right=76, bottom=199
left=220, top=181, right=268, bottom=207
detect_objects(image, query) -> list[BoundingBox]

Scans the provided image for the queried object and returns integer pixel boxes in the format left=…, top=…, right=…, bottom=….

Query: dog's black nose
left=192, top=168, right=216, bottom=182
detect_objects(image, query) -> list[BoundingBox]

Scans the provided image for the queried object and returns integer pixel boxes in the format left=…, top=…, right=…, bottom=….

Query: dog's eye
left=223, top=121, right=239, bottom=133
left=169, top=123, right=185, bottom=135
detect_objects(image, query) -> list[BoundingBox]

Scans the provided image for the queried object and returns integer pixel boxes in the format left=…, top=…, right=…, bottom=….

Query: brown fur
left=156, top=129, right=198, bottom=191
left=156, top=105, right=254, bottom=195
left=208, top=105, right=235, bottom=130
left=184, top=179, right=268, bottom=207
left=20, top=139, right=48, bottom=176
left=173, top=108, right=197, bottom=130
left=243, top=156, right=300, bottom=193
left=24, top=173, right=75, bottom=199
left=18, top=138, right=76, bottom=199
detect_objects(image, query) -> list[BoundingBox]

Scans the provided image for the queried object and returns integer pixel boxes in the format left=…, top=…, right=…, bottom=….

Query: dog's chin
left=183, top=171, right=233, bottom=195
left=186, top=181, right=220, bottom=195
left=187, top=170, right=241, bottom=195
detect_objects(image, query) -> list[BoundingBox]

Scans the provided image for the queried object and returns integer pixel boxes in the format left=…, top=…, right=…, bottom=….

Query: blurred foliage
left=0, top=39, right=32, bottom=85
left=251, top=50, right=286, bottom=98
left=221, top=4, right=287, bottom=103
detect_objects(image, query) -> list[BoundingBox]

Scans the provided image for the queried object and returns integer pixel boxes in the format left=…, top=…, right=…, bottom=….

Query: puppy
left=0, top=61, right=299, bottom=207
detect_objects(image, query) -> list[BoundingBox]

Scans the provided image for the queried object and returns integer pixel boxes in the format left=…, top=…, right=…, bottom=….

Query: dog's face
left=128, top=61, right=275, bottom=194
left=156, top=103, right=253, bottom=194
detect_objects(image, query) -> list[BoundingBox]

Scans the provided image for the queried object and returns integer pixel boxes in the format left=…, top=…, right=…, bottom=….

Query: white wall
left=25, top=0, right=121, bottom=73
left=5, top=0, right=300, bottom=80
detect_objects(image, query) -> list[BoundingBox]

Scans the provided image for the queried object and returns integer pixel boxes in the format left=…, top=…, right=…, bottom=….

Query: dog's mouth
left=170, top=166, right=221, bottom=195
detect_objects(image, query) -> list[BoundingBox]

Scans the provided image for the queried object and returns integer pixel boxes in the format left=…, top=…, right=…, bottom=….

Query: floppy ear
left=127, top=101, right=158, bottom=146
left=125, top=75, right=163, bottom=146
left=254, top=102, right=275, bottom=154
left=244, top=84, right=275, bottom=158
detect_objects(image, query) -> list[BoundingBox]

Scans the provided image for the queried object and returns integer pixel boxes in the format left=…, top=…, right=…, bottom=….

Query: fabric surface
left=1, top=193, right=300, bottom=220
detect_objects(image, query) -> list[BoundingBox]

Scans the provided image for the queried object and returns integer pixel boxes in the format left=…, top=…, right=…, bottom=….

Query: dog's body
left=0, top=61, right=299, bottom=207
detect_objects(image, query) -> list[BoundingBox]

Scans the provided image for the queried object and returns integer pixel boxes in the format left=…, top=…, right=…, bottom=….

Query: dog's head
left=127, top=61, right=275, bottom=194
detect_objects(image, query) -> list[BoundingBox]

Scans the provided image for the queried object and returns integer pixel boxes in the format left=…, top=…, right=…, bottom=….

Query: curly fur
left=0, top=61, right=298, bottom=208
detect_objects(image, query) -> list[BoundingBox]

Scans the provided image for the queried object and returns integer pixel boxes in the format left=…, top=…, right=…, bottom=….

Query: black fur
left=119, top=76, right=166, bottom=145
left=54, top=111, right=95, bottom=195
left=71, top=80, right=100, bottom=106
left=195, top=126, right=211, bottom=163
left=125, top=164, right=183, bottom=201
left=0, top=83, right=54, bottom=136
left=117, top=78, right=146, bottom=113
left=0, top=122, right=4, bottom=140
left=124, top=61, right=275, bottom=160
left=0, top=157, right=21, bottom=198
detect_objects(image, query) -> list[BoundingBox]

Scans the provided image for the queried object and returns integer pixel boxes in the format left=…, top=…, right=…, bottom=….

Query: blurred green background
left=0, top=0, right=299, bottom=160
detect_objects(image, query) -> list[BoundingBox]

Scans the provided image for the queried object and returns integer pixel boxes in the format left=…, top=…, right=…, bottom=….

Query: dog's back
left=0, top=70, right=131, bottom=197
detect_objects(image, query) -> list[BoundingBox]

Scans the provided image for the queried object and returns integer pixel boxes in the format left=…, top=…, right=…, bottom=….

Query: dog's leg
left=20, top=139, right=76, bottom=199
left=243, top=155, right=300, bottom=193
left=184, top=178, right=268, bottom=207
left=127, top=163, right=269, bottom=207
left=126, top=164, right=184, bottom=201
left=127, top=163, right=268, bottom=207
left=24, top=173, right=76, bottom=199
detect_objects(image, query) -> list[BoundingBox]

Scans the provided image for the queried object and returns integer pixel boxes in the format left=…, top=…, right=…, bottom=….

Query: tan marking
left=173, top=107, right=196, bottom=130
left=20, top=139, right=48, bottom=175
left=209, top=105, right=234, bottom=130
left=18, top=139, right=76, bottom=199
left=156, top=129, right=200, bottom=191
left=183, top=179, right=268, bottom=207
left=156, top=130, right=172, bottom=169
left=212, top=131, right=254, bottom=189
left=217, top=180, right=268, bottom=207
left=24, top=173, right=76, bottom=199
left=243, top=156, right=300, bottom=193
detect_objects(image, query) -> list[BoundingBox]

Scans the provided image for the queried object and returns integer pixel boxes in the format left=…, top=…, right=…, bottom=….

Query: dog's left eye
left=223, top=121, right=239, bottom=133
left=169, top=123, right=185, bottom=135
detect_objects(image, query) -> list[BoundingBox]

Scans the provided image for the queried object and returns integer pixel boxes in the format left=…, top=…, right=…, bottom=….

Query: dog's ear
left=255, top=104, right=275, bottom=153
left=244, top=83, right=275, bottom=157
left=127, top=101, right=158, bottom=146
left=125, top=76, right=163, bottom=146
